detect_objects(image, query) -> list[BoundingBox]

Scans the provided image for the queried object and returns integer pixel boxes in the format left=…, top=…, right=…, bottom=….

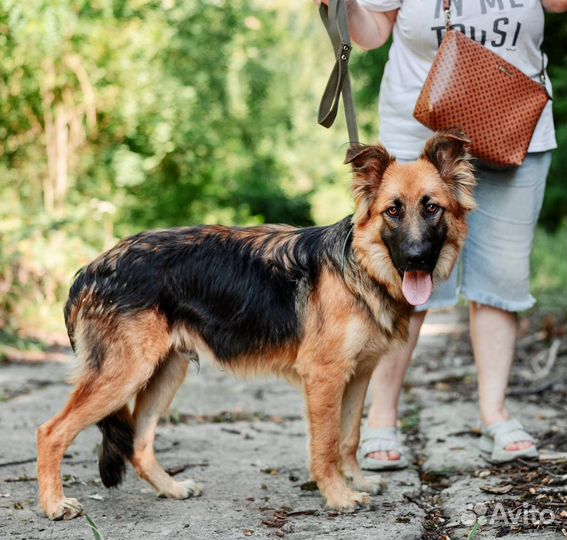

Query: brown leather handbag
left=413, top=0, right=550, bottom=167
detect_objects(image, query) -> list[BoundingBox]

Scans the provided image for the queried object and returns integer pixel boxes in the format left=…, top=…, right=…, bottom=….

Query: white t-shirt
left=358, top=0, right=557, bottom=159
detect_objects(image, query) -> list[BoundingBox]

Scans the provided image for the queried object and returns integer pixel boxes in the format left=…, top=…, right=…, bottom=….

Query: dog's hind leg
left=37, top=310, right=170, bottom=520
left=130, top=352, right=202, bottom=499
left=339, top=366, right=386, bottom=496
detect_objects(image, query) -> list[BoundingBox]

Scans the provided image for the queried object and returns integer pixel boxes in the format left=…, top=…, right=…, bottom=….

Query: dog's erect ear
left=421, top=129, right=470, bottom=170
left=344, top=144, right=392, bottom=170
left=421, top=130, right=477, bottom=212
left=345, top=143, right=394, bottom=223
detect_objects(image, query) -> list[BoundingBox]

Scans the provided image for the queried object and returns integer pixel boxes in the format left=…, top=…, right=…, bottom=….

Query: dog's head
left=346, top=130, right=476, bottom=306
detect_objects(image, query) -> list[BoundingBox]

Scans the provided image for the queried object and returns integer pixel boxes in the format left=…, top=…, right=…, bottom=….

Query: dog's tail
left=97, top=406, right=134, bottom=487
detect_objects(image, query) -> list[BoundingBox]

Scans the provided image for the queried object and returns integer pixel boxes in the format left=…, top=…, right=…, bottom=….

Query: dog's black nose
left=402, top=242, right=432, bottom=268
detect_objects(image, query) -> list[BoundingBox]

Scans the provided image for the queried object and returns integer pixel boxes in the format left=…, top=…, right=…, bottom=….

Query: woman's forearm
left=346, top=1, right=396, bottom=50
left=541, top=0, right=567, bottom=12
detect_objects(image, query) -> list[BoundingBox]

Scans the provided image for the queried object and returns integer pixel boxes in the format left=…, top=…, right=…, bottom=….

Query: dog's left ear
left=421, top=130, right=477, bottom=212
left=345, top=143, right=395, bottom=223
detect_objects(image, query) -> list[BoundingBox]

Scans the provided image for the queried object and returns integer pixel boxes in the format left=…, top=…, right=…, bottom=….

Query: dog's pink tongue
left=402, top=271, right=432, bottom=306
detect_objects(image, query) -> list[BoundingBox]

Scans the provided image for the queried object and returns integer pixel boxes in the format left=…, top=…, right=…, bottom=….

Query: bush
left=0, top=209, right=105, bottom=333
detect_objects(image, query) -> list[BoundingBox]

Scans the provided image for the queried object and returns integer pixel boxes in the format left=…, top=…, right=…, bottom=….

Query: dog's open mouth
left=402, top=271, right=432, bottom=306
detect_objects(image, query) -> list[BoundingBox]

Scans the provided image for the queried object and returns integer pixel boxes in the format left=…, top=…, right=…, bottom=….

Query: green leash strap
left=318, top=0, right=360, bottom=145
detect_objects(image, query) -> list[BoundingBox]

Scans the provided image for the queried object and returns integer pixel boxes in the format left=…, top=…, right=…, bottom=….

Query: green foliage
left=0, top=1, right=564, bottom=333
left=530, top=220, right=567, bottom=310
left=351, top=39, right=391, bottom=139
left=541, top=13, right=567, bottom=231
left=0, top=209, right=101, bottom=332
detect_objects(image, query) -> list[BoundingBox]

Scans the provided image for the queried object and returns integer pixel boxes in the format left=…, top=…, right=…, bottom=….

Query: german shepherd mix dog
left=37, top=131, right=475, bottom=520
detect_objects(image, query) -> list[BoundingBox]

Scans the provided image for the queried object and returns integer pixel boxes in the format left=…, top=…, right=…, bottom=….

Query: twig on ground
left=540, top=451, right=567, bottom=463
left=517, top=338, right=562, bottom=380
left=507, top=378, right=556, bottom=395
left=517, top=330, right=547, bottom=348
left=537, top=485, right=567, bottom=495
left=165, top=462, right=209, bottom=476
left=0, top=458, right=36, bottom=468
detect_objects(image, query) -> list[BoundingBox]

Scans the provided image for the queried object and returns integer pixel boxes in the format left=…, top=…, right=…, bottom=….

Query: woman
left=318, top=0, right=566, bottom=468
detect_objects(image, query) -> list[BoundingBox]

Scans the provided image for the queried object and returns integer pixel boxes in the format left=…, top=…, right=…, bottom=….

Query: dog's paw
left=350, top=474, right=387, bottom=495
left=325, top=490, right=372, bottom=513
left=179, top=479, right=203, bottom=498
left=159, top=479, right=203, bottom=500
left=44, top=497, right=84, bottom=521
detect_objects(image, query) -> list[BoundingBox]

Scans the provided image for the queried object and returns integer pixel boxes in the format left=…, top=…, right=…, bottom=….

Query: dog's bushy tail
left=97, top=406, right=134, bottom=487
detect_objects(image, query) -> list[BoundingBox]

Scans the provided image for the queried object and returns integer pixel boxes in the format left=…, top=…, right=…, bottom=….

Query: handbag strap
left=444, top=0, right=451, bottom=30
left=318, top=0, right=360, bottom=145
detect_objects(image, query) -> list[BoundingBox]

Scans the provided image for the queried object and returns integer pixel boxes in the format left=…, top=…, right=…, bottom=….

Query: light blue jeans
left=405, top=152, right=552, bottom=313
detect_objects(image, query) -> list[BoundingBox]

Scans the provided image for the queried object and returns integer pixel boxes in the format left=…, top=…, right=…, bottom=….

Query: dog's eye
left=426, top=203, right=440, bottom=215
left=386, top=206, right=400, bottom=217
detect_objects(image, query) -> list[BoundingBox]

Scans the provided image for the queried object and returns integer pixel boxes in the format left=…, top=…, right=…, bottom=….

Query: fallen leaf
left=480, top=484, right=513, bottom=494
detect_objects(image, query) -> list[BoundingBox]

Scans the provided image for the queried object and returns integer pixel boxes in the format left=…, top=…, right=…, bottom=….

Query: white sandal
left=479, top=419, right=539, bottom=464
left=359, top=427, right=409, bottom=471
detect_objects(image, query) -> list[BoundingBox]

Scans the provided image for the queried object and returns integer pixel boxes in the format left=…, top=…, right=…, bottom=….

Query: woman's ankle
left=366, top=408, right=398, bottom=430
left=480, top=405, right=510, bottom=427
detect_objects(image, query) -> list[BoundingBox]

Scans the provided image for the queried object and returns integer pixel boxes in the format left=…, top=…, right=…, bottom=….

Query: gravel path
left=0, top=307, right=565, bottom=539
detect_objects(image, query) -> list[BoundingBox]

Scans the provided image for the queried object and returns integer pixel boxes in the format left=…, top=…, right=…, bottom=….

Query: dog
left=37, top=130, right=476, bottom=520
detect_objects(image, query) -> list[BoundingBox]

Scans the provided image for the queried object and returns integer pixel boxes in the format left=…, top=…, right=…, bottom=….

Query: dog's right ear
left=345, top=144, right=394, bottom=224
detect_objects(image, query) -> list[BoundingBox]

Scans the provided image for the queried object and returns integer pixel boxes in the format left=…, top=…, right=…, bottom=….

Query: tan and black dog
left=37, top=130, right=476, bottom=520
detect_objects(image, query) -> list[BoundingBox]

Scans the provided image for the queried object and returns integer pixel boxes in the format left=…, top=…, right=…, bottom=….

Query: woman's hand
left=313, top=0, right=354, bottom=6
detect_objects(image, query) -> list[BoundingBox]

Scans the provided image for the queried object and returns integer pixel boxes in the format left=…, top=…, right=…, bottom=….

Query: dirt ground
left=0, top=307, right=565, bottom=540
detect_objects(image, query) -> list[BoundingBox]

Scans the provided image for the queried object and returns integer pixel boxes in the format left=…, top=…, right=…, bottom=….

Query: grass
left=400, top=402, right=421, bottom=435
left=0, top=330, right=50, bottom=362
left=467, top=520, right=481, bottom=540
left=0, top=330, right=48, bottom=351
left=530, top=221, right=567, bottom=311
left=85, top=513, right=105, bottom=540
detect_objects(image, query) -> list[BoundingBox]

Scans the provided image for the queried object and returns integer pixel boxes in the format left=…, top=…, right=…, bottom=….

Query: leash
left=319, top=0, right=358, bottom=273
left=318, top=0, right=360, bottom=145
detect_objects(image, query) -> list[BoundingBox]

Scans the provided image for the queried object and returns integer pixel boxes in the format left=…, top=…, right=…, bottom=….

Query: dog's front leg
left=339, top=367, right=386, bottom=496
left=304, top=374, right=372, bottom=512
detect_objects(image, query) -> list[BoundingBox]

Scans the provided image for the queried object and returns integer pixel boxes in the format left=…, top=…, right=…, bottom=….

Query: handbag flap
left=414, top=30, right=550, bottom=167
